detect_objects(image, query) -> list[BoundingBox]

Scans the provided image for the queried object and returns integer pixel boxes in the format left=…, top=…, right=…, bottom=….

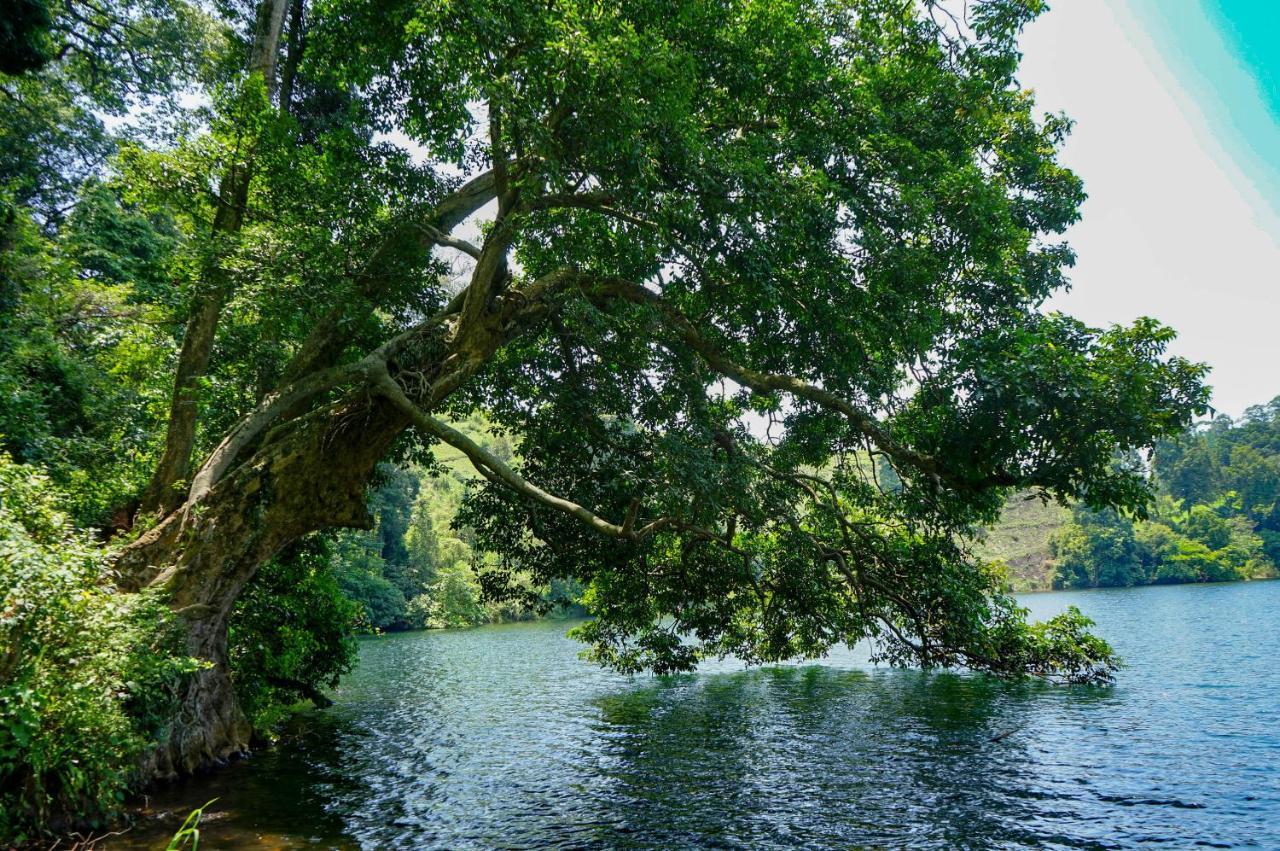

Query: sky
left=1017, top=0, right=1280, bottom=419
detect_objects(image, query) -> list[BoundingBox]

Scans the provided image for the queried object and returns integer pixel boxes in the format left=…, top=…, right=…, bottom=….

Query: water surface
left=121, top=582, right=1280, bottom=849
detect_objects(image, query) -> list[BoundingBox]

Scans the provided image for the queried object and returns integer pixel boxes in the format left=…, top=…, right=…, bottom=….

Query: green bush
left=1051, top=500, right=1274, bottom=589
left=229, top=543, right=359, bottom=731
left=0, top=454, right=197, bottom=843
left=408, top=562, right=488, bottom=629
left=336, top=562, right=409, bottom=631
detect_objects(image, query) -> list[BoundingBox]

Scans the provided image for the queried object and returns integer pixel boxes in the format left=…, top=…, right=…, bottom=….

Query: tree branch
left=423, top=225, right=481, bottom=259
left=277, top=168, right=501, bottom=386
left=186, top=300, right=465, bottom=505
left=370, top=361, right=670, bottom=541
left=584, top=276, right=947, bottom=485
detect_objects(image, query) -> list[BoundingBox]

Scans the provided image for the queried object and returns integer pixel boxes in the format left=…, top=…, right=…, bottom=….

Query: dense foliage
left=0, top=0, right=1218, bottom=838
left=330, top=419, right=579, bottom=633
left=0, top=455, right=198, bottom=842
left=1051, top=400, right=1280, bottom=588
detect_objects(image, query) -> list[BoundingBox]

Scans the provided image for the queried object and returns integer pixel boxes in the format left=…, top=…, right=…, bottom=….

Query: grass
left=165, top=799, right=217, bottom=851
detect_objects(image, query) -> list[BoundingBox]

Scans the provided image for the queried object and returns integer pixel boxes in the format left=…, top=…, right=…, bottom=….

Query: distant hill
left=972, top=495, right=1070, bottom=591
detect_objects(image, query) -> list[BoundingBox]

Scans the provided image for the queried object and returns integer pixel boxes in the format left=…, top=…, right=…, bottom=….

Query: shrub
left=335, top=564, right=409, bottom=631
left=0, top=454, right=198, bottom=843
left=229, top=543, right=358, bottom=731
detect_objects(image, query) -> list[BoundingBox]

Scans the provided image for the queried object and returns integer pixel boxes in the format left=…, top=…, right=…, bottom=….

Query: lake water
left=120, top=581, right=1280, bottom=849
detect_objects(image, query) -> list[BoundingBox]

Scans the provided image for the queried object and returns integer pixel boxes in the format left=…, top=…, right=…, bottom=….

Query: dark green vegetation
left=326, top=417, right=584, bottom=633
left=1, top=0, right=1211, bottom=841
left=1048, top=400, right=1280, bottom=589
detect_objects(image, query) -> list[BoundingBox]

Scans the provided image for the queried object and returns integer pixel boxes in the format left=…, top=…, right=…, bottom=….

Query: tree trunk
left=121, top=391, right=411, bottom=776
left=140, top=260, right=236, bottom=516
left=124, top=151, right=509, bottom=777
left=139, top=0, right=291, bottom=517
left=279, top=0, right=305, bottom=114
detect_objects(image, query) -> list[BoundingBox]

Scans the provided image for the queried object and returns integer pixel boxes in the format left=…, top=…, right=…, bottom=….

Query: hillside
left=973, top=496, right=1071, bottom=591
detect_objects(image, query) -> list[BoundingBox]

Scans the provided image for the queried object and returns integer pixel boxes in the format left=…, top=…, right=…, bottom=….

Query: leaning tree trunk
left=119, top=392, right=410, bottom=777
left=139, top=0, right=291, bottom=517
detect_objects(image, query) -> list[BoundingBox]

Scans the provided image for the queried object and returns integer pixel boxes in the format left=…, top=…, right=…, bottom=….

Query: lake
left=120, top=581, right=1280, bottom=849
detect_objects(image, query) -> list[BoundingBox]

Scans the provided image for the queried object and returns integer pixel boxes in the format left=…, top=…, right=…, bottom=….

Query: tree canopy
left=0, top=0, right=1212, bottom=834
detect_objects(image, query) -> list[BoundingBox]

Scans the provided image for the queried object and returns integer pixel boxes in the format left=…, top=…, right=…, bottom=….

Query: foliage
left=0, top=0, right=54, bottom=76
left=334, top=420, right=555, bottom=633
left=0, top=0, right=224, bottom=220
left=416, top=562, right=489, bottom=629
left=0, top=455, right=198, bottom=841
left=0, top=0, right=1230, bottom=827
left=397, top=0, right=1204, bottom=685
left=1052, top=501, right=1272, bottom=589
left=0, top=187, right=179, bottom=527
left=1050, top=400, right=1280, bottom=588
left=229, top=543, right=359, bottom=730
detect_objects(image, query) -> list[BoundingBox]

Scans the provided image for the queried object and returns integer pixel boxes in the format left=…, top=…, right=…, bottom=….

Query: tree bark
left=140, top=253, right=237, bottom=516
left=247, top=0, right=290, bottom=97
left=279, top=0, right=305, bottom=114
left=124, top=155, right=520, bottom=779
left=122, top=391, right=412, bottom=776
left=120, top=261, right=536, bottom=777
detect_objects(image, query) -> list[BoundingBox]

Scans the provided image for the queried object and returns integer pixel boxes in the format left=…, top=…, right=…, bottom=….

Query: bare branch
left=424, top=225, right=481, bottom=259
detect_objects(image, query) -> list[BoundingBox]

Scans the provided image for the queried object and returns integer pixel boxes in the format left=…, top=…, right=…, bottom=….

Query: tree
left=1050, top=492, right=1276, bottom=590
left=138, top=0, right=293, bottom=515
left=0, top=0, right=55, bottom=76
left=89, top=0, right=1211, bottom=778
left=1225, top=444, right=1280, bottom=519
left=1050, top=507, right=1143, bottom=589
left=0, top=0, right=215, bottom=222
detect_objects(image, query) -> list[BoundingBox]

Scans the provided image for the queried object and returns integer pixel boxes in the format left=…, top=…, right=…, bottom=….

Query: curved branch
left=585, top=277, right=946, bottom=485
left=424, top=226, right=481, bottom=259
left=185, top=361, right=365, bottom=504
left=186, top=301, right=464, bottom=505
left=369, top=361, right=668, bottom=541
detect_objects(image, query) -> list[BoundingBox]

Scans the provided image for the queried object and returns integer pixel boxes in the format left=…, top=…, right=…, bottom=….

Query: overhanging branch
left=585, top=276, right=947, bottom=485
left=369, top=361, right=670, bottom=542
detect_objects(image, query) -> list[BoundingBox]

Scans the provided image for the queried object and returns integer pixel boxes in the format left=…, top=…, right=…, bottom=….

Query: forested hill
left=977, top=398, right=1280, bottom=590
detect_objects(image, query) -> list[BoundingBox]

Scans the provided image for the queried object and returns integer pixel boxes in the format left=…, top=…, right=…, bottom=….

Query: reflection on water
left=120, top=582, right=1280, bottom=849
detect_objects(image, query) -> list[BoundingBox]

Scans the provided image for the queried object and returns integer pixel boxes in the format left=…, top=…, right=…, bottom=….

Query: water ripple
left=121, top=582, right=1280, bottom=849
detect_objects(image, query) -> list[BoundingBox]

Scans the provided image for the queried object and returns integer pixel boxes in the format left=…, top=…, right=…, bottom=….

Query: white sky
left=1018, top=0, right=1280, bottom=419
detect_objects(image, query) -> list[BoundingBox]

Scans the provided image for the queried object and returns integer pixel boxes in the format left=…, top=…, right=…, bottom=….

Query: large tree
left=97, top=0, right=1206, bottom=777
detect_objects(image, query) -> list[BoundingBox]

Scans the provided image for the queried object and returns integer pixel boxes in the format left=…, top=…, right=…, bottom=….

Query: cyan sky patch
left=1128, top=0, right=1280, bottom=216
